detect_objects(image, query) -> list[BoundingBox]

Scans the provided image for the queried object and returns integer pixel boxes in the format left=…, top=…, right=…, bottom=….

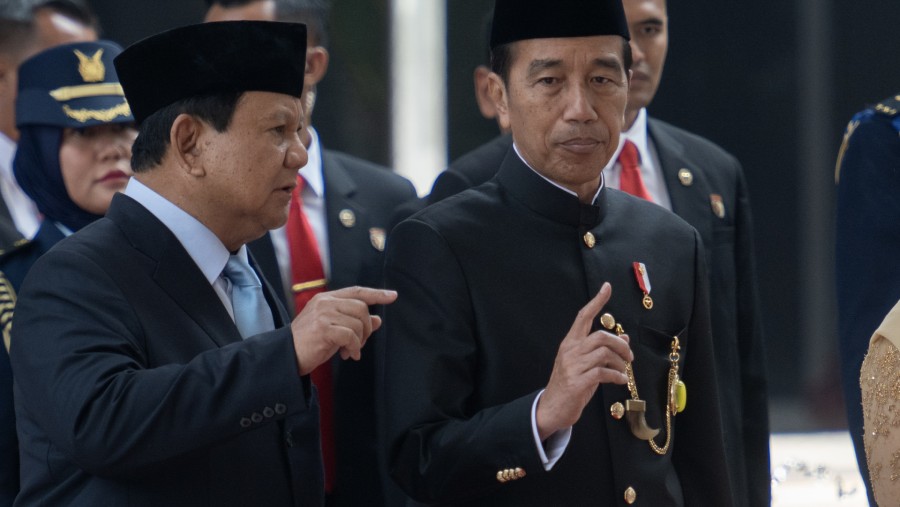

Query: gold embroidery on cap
left=62, top=102, right=131, bottom=123
left=50, top=83, right=125, bottom=102
left=74, top=49, right=105, bottom=82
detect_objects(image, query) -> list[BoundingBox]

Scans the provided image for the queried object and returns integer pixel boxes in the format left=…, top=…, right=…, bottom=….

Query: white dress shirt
left=124, top=178, right=249, bottom=321
left=270, top=127, right=330, bottom=301
left=603, top=108, right=672, bottom=210
left=0, top=133, right=41, bottom=238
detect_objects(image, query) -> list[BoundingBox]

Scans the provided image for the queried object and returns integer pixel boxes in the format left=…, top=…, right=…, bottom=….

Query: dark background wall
left=85, top=0, right=900, bottom=431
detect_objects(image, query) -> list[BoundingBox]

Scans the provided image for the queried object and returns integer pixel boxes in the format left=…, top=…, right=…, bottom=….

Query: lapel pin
left=677, top=168, right=693, bottom=186
left=709, top=194, right=725, bottom=219
left=338, top=209, right=356, bottom=228
left=369, top=227, right=386, bottom=252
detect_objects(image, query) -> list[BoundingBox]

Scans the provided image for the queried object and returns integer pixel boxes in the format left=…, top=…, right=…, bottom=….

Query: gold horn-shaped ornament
left=625, top=399, right=659, bottom=440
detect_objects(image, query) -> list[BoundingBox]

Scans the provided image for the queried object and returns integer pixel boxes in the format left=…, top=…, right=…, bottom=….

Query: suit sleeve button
left=240, top=417, right=252, bottom=428
left=263, top=407, right=275, bottom=418
left=251, top=412, right=263, bottom=423
left=274, top=403, right=287, bottom=415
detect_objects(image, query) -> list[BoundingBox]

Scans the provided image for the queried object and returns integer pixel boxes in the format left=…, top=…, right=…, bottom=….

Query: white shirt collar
left=512, top=142, right=605, bottom=203
left=124, top=178, right=237, bottom=285
left=606, top=107, right=650, bottom=168
left=299, top=127, right=324, bottom=196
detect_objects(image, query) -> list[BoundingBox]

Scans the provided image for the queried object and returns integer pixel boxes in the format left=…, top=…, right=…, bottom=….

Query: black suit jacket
left=426, top=121, right=770, bottom=506
left=382, top=150, right=734, bottom=506
left=647, top=118, right=769, bottom=506
left=10, top=194, right=324, bottom=506
left=250, top=148, right=417, bottom=507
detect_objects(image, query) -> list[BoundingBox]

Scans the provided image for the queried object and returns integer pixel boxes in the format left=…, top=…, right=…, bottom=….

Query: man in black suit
left=610, top=2, right=769, bottom=504
left=381, top=0, right=734, bottom=505
left=205, top=2, right=416, bottom=506
left=426, top=2, right=770, bottom=503
left=9, top=21, right=396, bottom=506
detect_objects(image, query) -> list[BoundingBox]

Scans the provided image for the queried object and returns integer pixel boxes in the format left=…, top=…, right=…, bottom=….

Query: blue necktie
left=223, top=255, right=275, bottom=339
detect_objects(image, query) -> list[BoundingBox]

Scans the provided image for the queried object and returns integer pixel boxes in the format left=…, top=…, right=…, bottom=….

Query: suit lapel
left=107, top=195, right=243, bottom=348
left=322, top=150, right=367, bottom=290
left=648, top=119, right=713, bottom=243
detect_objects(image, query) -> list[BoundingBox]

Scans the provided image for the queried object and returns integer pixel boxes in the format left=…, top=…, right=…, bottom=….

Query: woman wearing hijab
left=0, top=39, right=135, bottom=291
left=0, top=40, right=134, bottom=505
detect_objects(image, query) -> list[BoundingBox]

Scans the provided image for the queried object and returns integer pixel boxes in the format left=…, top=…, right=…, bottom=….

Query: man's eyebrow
left=591, top=56, right=623, bottom=73
left=526, top=59, right=563, bottom=78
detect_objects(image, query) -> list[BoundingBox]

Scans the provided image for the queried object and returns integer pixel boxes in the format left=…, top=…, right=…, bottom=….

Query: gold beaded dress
left=861, top=299, right=900, bottom=505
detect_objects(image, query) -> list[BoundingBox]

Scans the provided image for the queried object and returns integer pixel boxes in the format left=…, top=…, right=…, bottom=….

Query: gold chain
left=613, top=321, right=681, bottom=455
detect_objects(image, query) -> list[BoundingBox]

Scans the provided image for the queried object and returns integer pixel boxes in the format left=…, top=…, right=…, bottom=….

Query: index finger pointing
left=328, top=286, right=399, bottom=306
left=570, top=282, right=612, bottom=336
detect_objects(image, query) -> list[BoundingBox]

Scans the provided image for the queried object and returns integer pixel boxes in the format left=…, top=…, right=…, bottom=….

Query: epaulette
left=0, top=271, right=15, bottom=353
left=0, top=238, right=33, bottom=258
left=835, top=92, right=900, bottom=183
left=873, top=93, right=900, bottom=118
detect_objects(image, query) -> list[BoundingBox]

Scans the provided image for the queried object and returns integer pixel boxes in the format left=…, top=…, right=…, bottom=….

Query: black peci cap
left=16, top=40, right=133, bottom=128
left=114, top=21, right=307, bottom=125
left=490, top=0, right=630, bottom=50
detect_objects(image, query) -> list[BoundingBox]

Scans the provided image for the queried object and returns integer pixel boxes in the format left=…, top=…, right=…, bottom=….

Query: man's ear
left=305, top=46, right=329, bottom=87
left=487, top=71, right=511, bottom=132
left=473, top=65, right=498, bottom=120
left=170, top=114, right=206, bottom=176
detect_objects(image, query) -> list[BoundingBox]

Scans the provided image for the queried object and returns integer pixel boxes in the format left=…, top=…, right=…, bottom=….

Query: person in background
left=205, top=2, right=417, bottom=505
left=837, top=91, right=900, bottom=506
left=9, top=21, right=396, bottom=506
left=0, top=41, right=135, bottom=291
left=0, top=3, right=98, bottom=504
left=381, top=0, right=734, bottom=504
left=427, top=11, right=510, bottom=205
left=0, top=0, right=98, bottom=245
left=606, top=1, right=769, bottom=503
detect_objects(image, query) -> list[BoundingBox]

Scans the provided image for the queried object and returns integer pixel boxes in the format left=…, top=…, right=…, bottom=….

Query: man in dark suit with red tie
left=205, top=3, right=417, bottom=506
left=9, top=21, right=396, bottom=506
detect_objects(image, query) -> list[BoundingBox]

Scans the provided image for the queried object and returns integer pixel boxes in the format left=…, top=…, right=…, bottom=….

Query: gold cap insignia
left=74, top=49, right=105, bottom=83
left=338, top=209, right=356, bottom=228
left=369, top=227, right=386, bottom=252
left=710, top=194, right=725, bottom=219
left=677, top=168, right=693, bottom=186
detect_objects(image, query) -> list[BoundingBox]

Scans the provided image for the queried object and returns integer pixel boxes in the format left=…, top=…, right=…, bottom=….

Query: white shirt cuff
left=531, top=389, right=572, bottom=470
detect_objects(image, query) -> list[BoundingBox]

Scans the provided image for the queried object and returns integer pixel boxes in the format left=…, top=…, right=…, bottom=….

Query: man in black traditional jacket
left=380, top=0, right=735, bottom=505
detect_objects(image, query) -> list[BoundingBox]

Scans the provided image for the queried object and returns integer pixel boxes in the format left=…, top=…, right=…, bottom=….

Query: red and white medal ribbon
left=632, top=262, right=654, bottom=310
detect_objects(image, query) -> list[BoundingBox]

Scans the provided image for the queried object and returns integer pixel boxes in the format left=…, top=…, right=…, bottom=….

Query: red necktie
left=617, top=140, right=653, bottom=201
left=286, top=175, right=336, bottom=492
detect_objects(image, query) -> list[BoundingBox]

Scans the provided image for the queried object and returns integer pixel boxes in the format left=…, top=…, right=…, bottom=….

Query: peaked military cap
left=114, top=21, right=307, bottom=125
left=16, top=40, right=133, bottom=129
left=490, top=0, right=630, bottom=49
